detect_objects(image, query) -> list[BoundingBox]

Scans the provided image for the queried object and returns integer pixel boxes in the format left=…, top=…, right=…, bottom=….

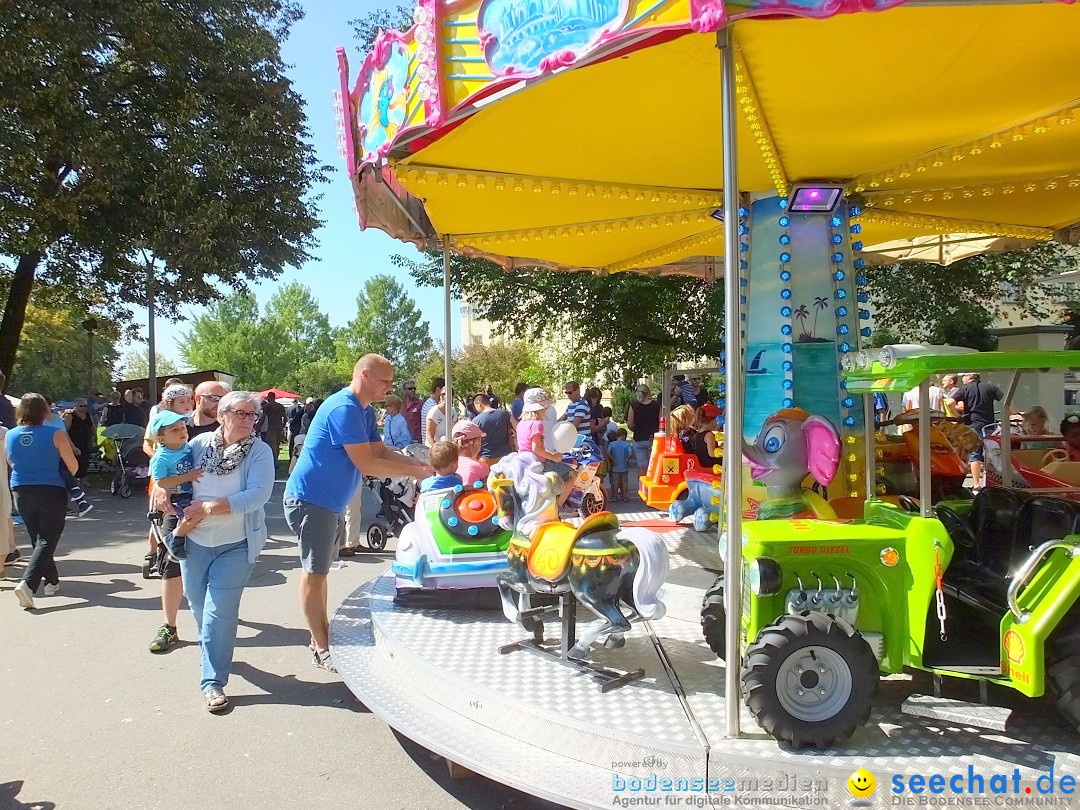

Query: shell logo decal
left=1004, top=629, right=1025, bottom=665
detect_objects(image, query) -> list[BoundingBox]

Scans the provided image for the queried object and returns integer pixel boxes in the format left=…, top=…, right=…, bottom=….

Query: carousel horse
left=489, top=452, right=669, bottom=660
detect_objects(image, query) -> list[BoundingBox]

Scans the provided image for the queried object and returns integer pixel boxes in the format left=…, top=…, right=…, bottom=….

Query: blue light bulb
left=740, top=295, right=747, bottom=304
left=836, top=288, right=847, bottom=299
left=468, top=525, right=478, bottom=535
left=844, top=416, right=856, bottom=427
left=832, top=252, right=845, bottom=264
left=720, top=350, right=726, bottom=361
left=850, top=224, right=862, bottom=234
left=782, top=397, right=794, bottom=408
left=779, top=234, right=791, bottom=245
left=843, top=397, right=855, bottom=408
left=839, top=341, right=852, bottom=352
left=836, top=306, right=848, bottom=317
left=849, top=205, right=861, bottom=216
left=857, top=293, right=870, bottom=303
left=859, top=309, right=870, bottom=319
left=856, top=275, right=868, bottom=287
left=780, top=306, right=792, bottom=317
left=738, top=206, right=748, bottom=218
left=780, top=252, right=791, bottom=263
left=854, top=258, right=866, bottom=270
left=740, top=242, right=749, bottom=253
left=782, top=342, right=792, bottom=353
left=852, top=241, right=863, bottom=251
left=717, top=416, right=725, bottom=427
left=778, top=216, right=790, bottom=227
left=838, top=324, right=849, bottom=335
left=448, top=516, right=459, bottom=527
left=834, top=270, right=846, bottom=281
left=781, top=324, right=793, bottom=336
left=840, top=379, right=848, bottom=389
left=831, top=234, right=843, bottom=245
left=739, top=224, right=749, bottom=235
left=441, top=499, right=451, bottom=509
left=782, top=379, right=793, bottom=390
left=831, top=216, right=842, bottom=228
left=740, top=277, right=748, bottom=287
left=861, top=327, right=872, bottom=337
left=740, top=259, right=748, bottom=269
left=779, top=198, right=788, bottom=209
left=780, top=288, right=792, bottom=299
left=782, top=360, right=793, bottom=372
left=779, top=270, right=792, bottom=281
left=454, top=484, right=463, bottom=492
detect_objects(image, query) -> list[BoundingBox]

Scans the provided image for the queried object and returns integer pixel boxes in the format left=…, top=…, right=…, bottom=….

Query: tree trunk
left=0, top=252, right=43, bottom=383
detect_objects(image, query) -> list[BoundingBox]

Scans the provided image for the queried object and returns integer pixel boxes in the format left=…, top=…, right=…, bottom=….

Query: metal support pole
left=88, top=331, right=93, bottom=394
left=147, top=260, right=157, bottom=403
left=863, top=393, right=876, bottom=503
left=718, top=27, right=744, bottom=739
left=918, top=380, right=932, bottom=517
left=442, top=237, right=453, bottom=422
left=1000, top=370, right=1021, bottom=488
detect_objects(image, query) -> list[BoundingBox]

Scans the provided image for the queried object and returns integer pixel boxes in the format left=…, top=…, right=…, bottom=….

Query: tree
left=351, top=4, right=414, bottom=51
left=262, top=282, right=337, bottom=381
left=397, top=251, right=726, bottom=383
left=454, top=340, right=554, bottom=402
left=0, top=1, right=326, bottom=379
left=866, top=243, right=1076, bottom=348
left=9, top=303, right=119, bottom=398
left=282, top=360, right=342, bottom=400
left=180, top=292, right=270, bottom=388
left=335, top=274, right=433, bottom=380
left=119, top=349, right=180, bottom=380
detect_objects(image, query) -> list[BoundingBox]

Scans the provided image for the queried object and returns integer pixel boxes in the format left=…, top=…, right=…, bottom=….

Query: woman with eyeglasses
left=154, top=391, right=275, bottom=711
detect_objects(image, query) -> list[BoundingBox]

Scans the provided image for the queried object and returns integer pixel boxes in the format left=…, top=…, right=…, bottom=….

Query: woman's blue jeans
left=180, top=539, right=254, bottom=692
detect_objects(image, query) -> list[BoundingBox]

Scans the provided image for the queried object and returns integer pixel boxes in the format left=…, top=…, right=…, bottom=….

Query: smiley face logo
left=847, top=769, right=876, bottom=798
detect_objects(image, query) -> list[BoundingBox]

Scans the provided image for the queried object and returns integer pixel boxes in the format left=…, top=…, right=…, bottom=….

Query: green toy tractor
left=700, top=347, right=1080, bottom=749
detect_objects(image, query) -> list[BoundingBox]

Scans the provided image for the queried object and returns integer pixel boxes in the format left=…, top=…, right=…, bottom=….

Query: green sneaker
left=149, top=624, right=178, bottom=653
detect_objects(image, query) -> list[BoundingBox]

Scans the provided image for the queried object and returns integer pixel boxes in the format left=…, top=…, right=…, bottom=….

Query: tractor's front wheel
left=1048, top=601, right=1080, bottom=731
left=700, top=574, right=726, bottom=660
left=742, top=612, right=878, bottom=749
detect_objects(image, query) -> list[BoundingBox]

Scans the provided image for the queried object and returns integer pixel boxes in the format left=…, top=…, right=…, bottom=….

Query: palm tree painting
left=810, top=296, right=829, bottom=340
left=793, top=304, right=809, bottom=340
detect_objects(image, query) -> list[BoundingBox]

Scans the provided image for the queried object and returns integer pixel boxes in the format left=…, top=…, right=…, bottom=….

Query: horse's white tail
left=618, top=527, right=669, bottom=621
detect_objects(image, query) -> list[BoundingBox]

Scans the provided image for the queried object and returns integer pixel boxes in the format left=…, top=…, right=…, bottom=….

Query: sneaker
left=5, top=550, right=21, bottom=565
left=312, top=649, right=337, bottom=673
left=149, top=624, right=179, bottom=652
left=14, top=581, right=34, bottom=609
left=12, top=515, right=23, bottom=526
left=77, top=501, right=94, bottom=518
left=69, top=486, right=86, bottom=501
left=44, top=582, right=60, bottom=596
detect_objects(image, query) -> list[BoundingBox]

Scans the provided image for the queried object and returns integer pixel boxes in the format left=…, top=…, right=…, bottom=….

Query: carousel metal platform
left=330, top=515, right=1080, bottom=810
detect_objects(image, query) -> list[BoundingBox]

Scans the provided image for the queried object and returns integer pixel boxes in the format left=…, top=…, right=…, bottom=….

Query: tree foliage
left=9, top=302, right=119, bottom=398
left=282, top=360, right=342, bottom=400
left=263, top=283, right=337, bottom=374
left=119, top=349, right=181, bottom=381
left=335, top=274, right=433, bottom=381
left=180, top=292, right=269, bottom=387
left=398, top=251, right=725, bottom=383
left=866, top=243, right=1077, bottom=349
left=351, top=3, right=414, bottom=52
left=0, top=0, right=327, bottom=378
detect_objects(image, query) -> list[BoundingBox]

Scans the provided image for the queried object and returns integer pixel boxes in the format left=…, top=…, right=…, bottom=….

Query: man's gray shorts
left=283, top=493, right=344, bottom=575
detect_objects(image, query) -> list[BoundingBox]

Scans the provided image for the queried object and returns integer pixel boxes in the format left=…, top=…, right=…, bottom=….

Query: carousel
left=329, top=0, right=1080, bottom=806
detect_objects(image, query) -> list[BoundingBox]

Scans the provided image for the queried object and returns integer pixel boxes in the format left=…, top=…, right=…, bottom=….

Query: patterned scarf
left=202, top=428, right=255, bottom=476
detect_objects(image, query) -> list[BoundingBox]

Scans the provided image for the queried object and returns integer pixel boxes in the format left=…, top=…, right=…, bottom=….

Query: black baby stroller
left=362, top=444, right=428, bottom=551
left=101, top=424, right=151, bottom=499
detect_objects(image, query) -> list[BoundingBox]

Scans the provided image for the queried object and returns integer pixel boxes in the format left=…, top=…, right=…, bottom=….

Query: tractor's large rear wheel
left=1047, top=600, right=1080, bottom=731
left=700, top=574, right=726, bottom=660
left=742, top=612, right=878, bottom=749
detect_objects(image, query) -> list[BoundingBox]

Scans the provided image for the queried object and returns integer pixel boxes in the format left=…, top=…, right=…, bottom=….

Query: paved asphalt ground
left=0, top=473, right=565, bottom=810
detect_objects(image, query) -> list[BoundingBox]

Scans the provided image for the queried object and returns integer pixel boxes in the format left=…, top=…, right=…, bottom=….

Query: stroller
left=362, top=444, right=428, bottom=551
left=142, top=508, right=178, bottom=579
left=101, top=424, right=151, bottom=499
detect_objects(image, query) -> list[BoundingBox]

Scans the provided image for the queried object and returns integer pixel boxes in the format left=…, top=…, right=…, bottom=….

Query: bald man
left=191, top=380, right=228, bottom=436
left=283, top=354, right=434, bottom=671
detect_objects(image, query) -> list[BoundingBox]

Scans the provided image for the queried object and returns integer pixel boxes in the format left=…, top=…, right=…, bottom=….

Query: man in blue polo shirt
left=284, top=354, right=433, bottom=672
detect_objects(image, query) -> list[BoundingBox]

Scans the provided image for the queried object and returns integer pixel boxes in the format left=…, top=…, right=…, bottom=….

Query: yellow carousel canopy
left=336, top=0, right=1080, bottom=274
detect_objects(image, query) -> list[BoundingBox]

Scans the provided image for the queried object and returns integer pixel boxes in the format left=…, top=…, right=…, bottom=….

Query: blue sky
left=142, top=0, right=458, bottom=366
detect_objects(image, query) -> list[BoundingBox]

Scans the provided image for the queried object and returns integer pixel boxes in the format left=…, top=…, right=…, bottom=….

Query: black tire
left=142, top=560, right=153, bottom=579
left=366, top=523, right=388, bottom=552
left=119, top=483, right=132, bottom=499
left=701, top=574, right=726, bottom=660
left=742, top=612, right=878, bottom=749
left=1047, top=599, right=1080, bottom=731
left=579, top=492, right=603, bottom=520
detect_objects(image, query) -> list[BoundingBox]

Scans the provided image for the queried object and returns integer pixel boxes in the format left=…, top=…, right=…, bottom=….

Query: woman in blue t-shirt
left=6, top=393, right=79, bottom=610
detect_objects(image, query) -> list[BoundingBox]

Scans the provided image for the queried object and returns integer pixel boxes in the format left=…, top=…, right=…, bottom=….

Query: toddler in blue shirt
left=149, top=411, right=202, bottom=559
left=607, top=429, right=633, bottom=502
left=420, top=440, right=464, bottom=493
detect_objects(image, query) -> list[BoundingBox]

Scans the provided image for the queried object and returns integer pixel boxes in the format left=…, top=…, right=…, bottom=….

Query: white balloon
left=553, top=422, right=578, bottom=454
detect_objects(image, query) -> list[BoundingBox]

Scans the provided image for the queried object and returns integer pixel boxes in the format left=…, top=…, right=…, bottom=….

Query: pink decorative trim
left=690, top=0, right=727, bottom=32
left=335, top=47, right=357, bottom=179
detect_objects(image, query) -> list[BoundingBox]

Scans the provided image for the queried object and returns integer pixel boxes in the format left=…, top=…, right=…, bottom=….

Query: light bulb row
left=853, top=102, right=1078, bottom=191
left=859, top=210, right=1053, bottom=241
left=776, top=208, right=795, bottom=410
left=863, top=173, right=1080, bottom=207
left=734, top=54, right=789, bottom=197
left=608, top=226, right=725, bottom=273
left=398, top=166, right=723, bottom=207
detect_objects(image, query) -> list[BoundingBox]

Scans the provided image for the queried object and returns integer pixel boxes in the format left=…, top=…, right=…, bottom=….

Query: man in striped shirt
left=560, top=381, right=592, bottom=436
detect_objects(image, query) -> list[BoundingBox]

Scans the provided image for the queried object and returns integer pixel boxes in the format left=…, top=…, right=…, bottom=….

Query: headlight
left=840, top=353, right=855, bottom=372
left=856, top=349, right=871, bottom=370
left=747, top=557, right=783, bottom=596
left=879, top=345, right=896, bottom=368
